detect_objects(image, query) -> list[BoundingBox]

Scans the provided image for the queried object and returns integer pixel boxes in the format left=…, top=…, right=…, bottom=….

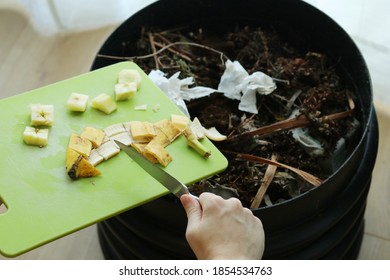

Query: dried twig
left=230, top=93, right=355, bottom=140
left=154, top=33, right=195, bottom=61
left=97, top=41, right=229, bottom=66
left=250, top=153, right=278, bottom=208
left=237, top=153, right=323, bottom=187
left=153, top=41, right=193, bottom=62
left=148, top=32, right=160, bottom=70
left=286, top=90, right=302, bottom=111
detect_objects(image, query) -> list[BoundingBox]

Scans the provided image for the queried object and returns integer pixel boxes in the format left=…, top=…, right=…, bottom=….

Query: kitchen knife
left=115, top=140, right=198, bottom=199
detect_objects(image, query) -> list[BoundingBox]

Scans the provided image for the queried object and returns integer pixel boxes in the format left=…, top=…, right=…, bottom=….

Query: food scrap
left=91, top=93, right=117, bottom=114
left=65, top=114, right=212, bottom=180
left=115, top=68, right=142, bottom=101
left=23, top=126, right=49, bottom=147
left=23, top=104, right=54, bottom=147
left=67, top=92, right=89, bottom=112
left=30, top=104, right=54, bottom=127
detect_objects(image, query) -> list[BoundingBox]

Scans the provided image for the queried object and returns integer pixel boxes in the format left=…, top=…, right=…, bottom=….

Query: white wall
left=0, top=0, right=157, bottom=35
left=305, top=0, right=389, bottom=48
left=305, top=0, right=390, bottom=106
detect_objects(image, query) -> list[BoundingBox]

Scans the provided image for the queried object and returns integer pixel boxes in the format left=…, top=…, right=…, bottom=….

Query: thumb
left=180, top=194, right=202, bottom=225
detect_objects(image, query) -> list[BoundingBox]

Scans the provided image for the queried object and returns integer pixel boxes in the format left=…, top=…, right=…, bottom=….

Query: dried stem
left=148, top=32, right=160, bottom=70
left=97, top=41, right=229, bottom=66
left=237, top=153, right=323, bottom=187
left=154, top=33, right=195, bottom=60
left=153, top=41, right=193, bottom=62
left=230, top=94, right=355, bottom=140
left=250, top=153, right=278, bottom=208
left=228, top=111, right=258, bottom=138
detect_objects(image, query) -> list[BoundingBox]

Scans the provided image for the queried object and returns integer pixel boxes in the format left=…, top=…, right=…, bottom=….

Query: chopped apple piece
left=67, top=92, right=89, bottom=112
left=23, top=126, right=49, bottom=147
left=91, top=93, right=117, bottom=114
left=115, top=82, right=137, bottom=101
left=30, top=104, right=54, bottom=126
left=118, top=69, right=142, bottom=89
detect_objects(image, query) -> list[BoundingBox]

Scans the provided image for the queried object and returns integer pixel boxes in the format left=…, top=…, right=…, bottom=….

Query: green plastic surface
left=0, top=62, right=227, bottom=257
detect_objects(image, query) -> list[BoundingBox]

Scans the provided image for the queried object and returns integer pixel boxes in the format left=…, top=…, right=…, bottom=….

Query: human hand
left=180, top=192, right=265, bottom=260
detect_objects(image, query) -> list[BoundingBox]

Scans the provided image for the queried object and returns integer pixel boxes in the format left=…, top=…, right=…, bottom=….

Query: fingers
left=180, top=194, right=202, bottom=225
left=199, top=192, right=243, bottom=214
left=181, top=192, right=265, bottom=260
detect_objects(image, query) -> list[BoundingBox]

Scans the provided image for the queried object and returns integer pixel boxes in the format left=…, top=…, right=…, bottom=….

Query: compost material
left=107, top=26, right=359, bottom=208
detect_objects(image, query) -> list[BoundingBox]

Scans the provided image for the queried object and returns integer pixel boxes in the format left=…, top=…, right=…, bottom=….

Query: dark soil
left=127, top=26, right=358, bottom=208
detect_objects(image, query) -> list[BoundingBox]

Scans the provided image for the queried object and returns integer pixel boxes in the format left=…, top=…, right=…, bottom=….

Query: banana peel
left=81, top=126, right=105, bottom=148
left=131, top=143, right=159, bottom=164
left=148, top=126, right=170, bottom=147
left=183, top=127, right=211, bottom=159
left=130, top=121, right=156, bottom=142
left=154, top=119, right=181, bottom=142
left=144, top=144, right=172, bottom=167
left=66, top=148, right=101, bottom=180
left=68, top=133, right=92, bottom=158
left=65, top=116, right=211, bottom=180
left=66, top=132, right=101, bottom=180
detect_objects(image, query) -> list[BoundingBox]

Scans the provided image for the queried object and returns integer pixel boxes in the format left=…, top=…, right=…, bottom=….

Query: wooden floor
left=1, top=10, right=389, bottom=260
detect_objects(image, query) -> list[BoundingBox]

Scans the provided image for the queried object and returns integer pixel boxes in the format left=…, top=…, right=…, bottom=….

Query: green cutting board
left=0, top=62, right=227, bottom=257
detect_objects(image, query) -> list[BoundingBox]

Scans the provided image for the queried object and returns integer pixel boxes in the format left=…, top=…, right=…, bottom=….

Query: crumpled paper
left=218, top=60, right=277, bottom=114
left=148, top=70, right=215, bottom=117
left=217, top=60, right=248, bottom=100
left=290, top=109, right=324, bottom=157
left=148, top=60, right=276, bottom=116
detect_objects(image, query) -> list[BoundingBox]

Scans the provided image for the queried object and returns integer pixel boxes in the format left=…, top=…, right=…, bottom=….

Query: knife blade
left=115, top=140, right=197, bottom=199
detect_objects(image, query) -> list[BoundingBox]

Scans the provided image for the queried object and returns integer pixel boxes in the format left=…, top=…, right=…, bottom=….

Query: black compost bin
left=91, top=0, right=378, bottom=259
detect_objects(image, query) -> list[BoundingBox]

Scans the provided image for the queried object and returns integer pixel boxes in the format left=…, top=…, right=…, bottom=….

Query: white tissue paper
left=217, top=60, right=249, bottom=100
left=218, top=60, right=277, bottom=114
left=290, top=109, right=324, bottom=157
left=148, top=70, right=215, bottom=117
left=148, top=60, right=276, bottom=117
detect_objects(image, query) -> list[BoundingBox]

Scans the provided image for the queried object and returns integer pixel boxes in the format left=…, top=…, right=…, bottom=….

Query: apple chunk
left=118, top=69, right=142, bottom=89
left=91, top=93, right=117, bottom=114
left=30, top=104, right=54, bottom=126
left=115, top=82, right=137, bottom=101
left=23, top=126, right=49, bottom=147
left=67, top=92, right=89, bottom=112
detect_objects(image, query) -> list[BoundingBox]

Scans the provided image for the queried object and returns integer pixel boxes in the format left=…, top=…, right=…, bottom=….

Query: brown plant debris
left=250, top=153, right=279, bottom=209
left=100, top=25, right=360, bottom=207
